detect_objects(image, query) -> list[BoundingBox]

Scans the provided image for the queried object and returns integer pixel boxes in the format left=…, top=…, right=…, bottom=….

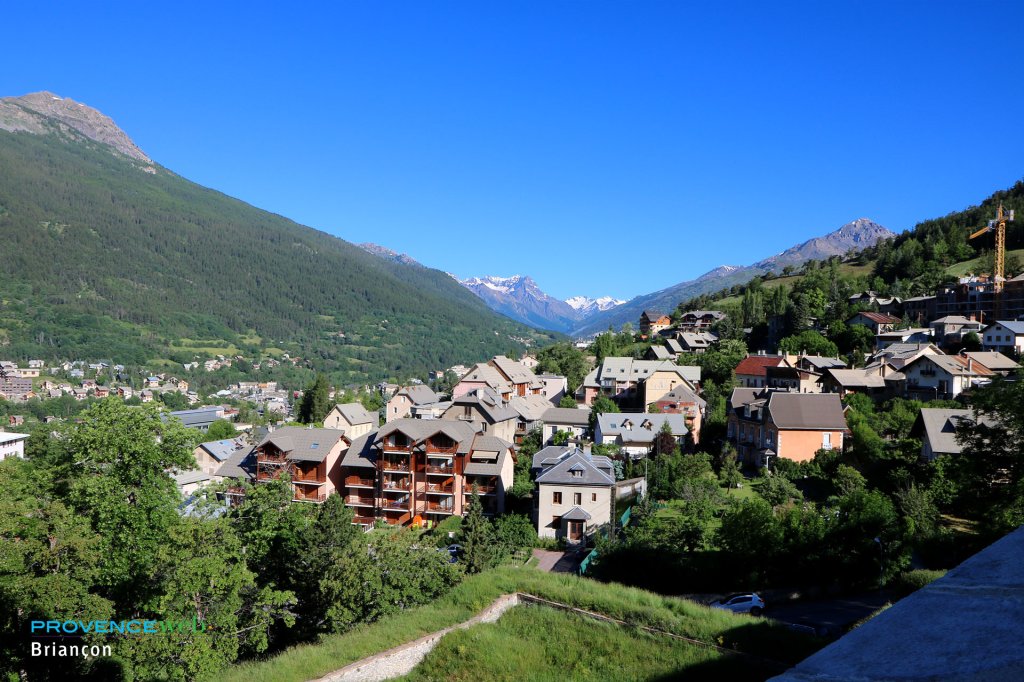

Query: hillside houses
left=639, top=310, right=672, bottom=337
left=727, top=390, right=848, bottom=466
left=576, top=357, right=700, bottom=407
left=847, top=311, right=902, bottom=335
left=981, top=321, right=1024, bottom=355
left=595, top=413, right=688, bottom=456
left=734, top=353, right=791, bottom=389
left=533, top=446, right=615, bottom=542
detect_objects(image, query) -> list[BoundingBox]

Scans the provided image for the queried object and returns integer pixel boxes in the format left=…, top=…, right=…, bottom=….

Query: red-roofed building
left=847, top=311, right=902, bottom=334
left=734, top=354, right=792, bottom=389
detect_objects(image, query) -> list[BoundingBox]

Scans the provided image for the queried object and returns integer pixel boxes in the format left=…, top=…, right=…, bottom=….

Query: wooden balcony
left=345, top=475, right=376, bottom=488
left=380, top=459, right=411, bottom=472
left=426, top=482, right=455, bottom=494
left=343, top=494, right=376, bottom=507
left=465, top=482, right=497, bottom=495
left=426, top=465, right=454, bottom=475
left=424, top=500, right=455, bottom=514
left=293, top=488, right=327, bottom=503
left=424, top=442, right=458, bottom=454
left=293, top=471, right=323, bottom=484
left=381, top=498, right=411, bottom=511
left=257, top=451, right=290, bottom=465
left=352, top=515, right=376, bottom=526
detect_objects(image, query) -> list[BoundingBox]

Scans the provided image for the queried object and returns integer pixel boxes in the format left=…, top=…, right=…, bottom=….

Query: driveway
left=532, top=548, right=585, bottom=573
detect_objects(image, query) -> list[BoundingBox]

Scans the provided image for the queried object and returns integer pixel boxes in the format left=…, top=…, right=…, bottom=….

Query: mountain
left=572, top=219, right=895, bottom=336
left=455, top=275, right=624, bottom=333
left=0, top=92, right=555, bottom=382
left=357, top=243, right=423, bottom=267
left=564, top=296, right=625, bottom=316
left=457, top=275, right=580, bottom=333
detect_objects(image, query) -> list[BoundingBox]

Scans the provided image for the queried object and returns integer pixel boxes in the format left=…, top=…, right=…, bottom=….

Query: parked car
left=446, top=544, right=464, bottom=563
left=711, top=593, right=766, bottom=616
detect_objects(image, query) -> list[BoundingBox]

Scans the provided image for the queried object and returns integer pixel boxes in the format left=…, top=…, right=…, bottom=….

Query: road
left=764, top=592, right=892, bottom=636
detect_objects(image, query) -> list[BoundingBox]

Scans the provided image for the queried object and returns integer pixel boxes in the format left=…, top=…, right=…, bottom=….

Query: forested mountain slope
left=0, top=94, right=554, bottom=381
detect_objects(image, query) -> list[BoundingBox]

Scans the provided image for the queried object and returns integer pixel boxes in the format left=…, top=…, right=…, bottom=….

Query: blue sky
left=4, top=1, right=1024, bottom=300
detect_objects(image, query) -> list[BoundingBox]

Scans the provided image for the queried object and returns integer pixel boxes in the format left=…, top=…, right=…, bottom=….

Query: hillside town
left=4, top=288, right=1018, bottom=545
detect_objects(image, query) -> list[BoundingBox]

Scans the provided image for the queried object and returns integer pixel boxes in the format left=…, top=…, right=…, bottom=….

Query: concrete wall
left=774, top=428, right=844, bottom=463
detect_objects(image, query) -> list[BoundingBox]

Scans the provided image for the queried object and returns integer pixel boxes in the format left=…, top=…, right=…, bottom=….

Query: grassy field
left=399, top=605, right=770, bottom=682
left=945, top=248, right=1024, bottom=277
left=218, top=566, right=821, bottom=682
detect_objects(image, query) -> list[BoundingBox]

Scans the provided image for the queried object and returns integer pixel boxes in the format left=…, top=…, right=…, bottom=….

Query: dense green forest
left=0, top=129, right=556, bottom=383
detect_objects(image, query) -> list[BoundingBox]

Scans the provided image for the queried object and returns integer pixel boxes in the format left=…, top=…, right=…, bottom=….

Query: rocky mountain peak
left=0, top=91, right=151, bottom=164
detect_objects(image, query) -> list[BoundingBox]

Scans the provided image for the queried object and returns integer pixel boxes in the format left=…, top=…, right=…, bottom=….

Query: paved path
left=764, top=592, right=891, bottom=636
left=532, top=548, right=585, bottom=573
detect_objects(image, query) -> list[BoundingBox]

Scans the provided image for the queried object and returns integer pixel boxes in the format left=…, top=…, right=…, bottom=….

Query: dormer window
left=571, top=469, right=583, bottom=478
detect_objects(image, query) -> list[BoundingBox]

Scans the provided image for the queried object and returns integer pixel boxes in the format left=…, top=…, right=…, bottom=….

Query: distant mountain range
left=572, top=218, right=895, bottom=336
left=453, top=275, right=623, bottom=334
left=363, top=219, right=893, bottom=336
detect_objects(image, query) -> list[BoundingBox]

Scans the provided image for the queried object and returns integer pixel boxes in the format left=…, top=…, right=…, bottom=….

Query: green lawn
left=945, top=248, right=1024, bottom=277
left=400, top=605, right=770, bottom=682
left=218, top=566, right=821, bottom=682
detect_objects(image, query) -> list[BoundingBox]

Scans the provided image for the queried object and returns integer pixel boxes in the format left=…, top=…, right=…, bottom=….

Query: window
left=822, top=432, right=832, bottom=449
left=591, top=493, right=597, bottom=502
left=553, top=491, right=562, bottom=505
left=574, top=492, right=582, bottom=505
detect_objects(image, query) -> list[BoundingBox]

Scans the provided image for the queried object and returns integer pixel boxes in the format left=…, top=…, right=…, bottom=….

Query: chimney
left=967, top=357, right=973, bottom=373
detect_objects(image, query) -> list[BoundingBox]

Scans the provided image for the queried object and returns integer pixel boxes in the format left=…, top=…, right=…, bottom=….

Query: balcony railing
left=426, top=465, right=454, bottom=475
left=293, top=488, right=327, bottom=503
left=292, top=471, right=323, bottom=484
left=352, top=515, right=376, bottom=526
left=257, top=451, right=290, bottom=465
left=382, top=498, right=411, bottom=510
left=465, top=483, right=496, bottom=495
left=343, top=494, right=376, bottom=507
left=425, top=500, right=455, bottom=513
left=345, top=475, right=376, bottom=488
left=426, top=482, right=455, bottom=494
left=424, top=442, right=458, bottom=454
left=381, top=460, right=411, bottom=472
left=382, top=480, right=412, bottom=491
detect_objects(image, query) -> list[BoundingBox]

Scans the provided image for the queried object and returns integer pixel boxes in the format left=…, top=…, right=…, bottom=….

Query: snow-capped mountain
left=456, top=275, right=622, bottom=333
left=564, top=295, right=626, bottom=316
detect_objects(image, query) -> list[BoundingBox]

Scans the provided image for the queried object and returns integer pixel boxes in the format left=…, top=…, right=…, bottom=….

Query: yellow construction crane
left=970, top=202, right=1015, bottom=291
left=969, top=202, right=1015, bottom=317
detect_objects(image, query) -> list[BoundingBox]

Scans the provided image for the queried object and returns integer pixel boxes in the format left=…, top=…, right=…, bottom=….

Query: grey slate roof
left=541, top=407, right=591, bottom=427
left=259, top=426, right=347, bottom=462
left=962, top=352, right=1020, bottom=373
left=584, top=357, right=700, bottom=387
left=340, top=431, right=377, bottom=468
left=826, top=369, right=887, bottom=389
left=457, top=363, right=512, bottom=392
left=765, top=393, right=847, bottom=430
left=911, top=408, right=977, bottom=457
left=509, top=394, right=555, bottom=422
left=215, top=446, right=256, bottom=480
left=328, top=402, right=377, bottom=426
left=984, top=320, right=1024, bottom=335
left=396, top=385, right=440, bottom=405
left=648, top=345, right=672, bottom=360
left=490, top=356, right=541, bottom=387
left=464, top=436, right=514, bottom=476
left=597, top=413, right=688, bottom=444
left=561, top=506, right=593, bottom=521
left=799, top=355, right=847, bottom=371
left=534, top=448, right=615, bottom=486
left=659, top=385, right=707, bottom=409
left=450, top=388, right=518, bottom=424
left=198, top=438, right=244, bottom=462
left=374, top=418, right=478, bottom=453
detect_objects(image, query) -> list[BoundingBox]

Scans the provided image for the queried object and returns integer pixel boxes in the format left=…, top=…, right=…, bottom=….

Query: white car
left=711, top=593, right=766, bottom=616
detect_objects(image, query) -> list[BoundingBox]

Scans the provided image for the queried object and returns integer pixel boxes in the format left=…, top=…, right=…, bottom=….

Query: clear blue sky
left=4, top=1, right=1023, bottom=301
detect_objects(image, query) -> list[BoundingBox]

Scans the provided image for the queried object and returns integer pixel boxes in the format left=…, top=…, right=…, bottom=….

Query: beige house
left=385, top=385, right=441, bottom=422
left=323, top=402, right=378, bottom=437
left=441, top=388, right=518, bottom=443
left=643, top=365, right=699, bottom=405
left=533, top=446, right=615, bottom=542
left=192, top=438, right=246, bottom=474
